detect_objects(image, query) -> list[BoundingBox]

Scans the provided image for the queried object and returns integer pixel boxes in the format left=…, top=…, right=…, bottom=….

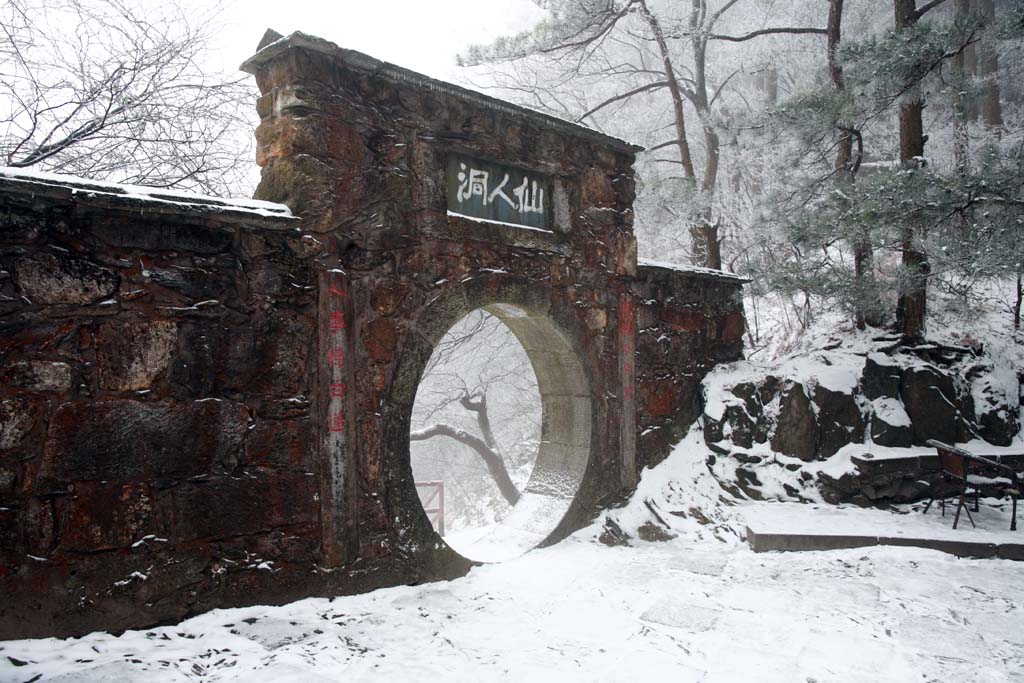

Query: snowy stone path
left=2, top=535, right=1022, bottom=682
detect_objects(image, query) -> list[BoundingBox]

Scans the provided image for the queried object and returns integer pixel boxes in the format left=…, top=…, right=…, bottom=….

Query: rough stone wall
left=0, top=33, right=747, bottom=640
left=631, top=264, right=746, bottom=469
left=0, top=177, right=329, bottom=639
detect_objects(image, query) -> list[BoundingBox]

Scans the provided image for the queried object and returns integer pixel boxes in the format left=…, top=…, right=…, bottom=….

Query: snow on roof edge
left=638, top=257, right=748, bottom=282
left=0, top=166, right=293, bottom=219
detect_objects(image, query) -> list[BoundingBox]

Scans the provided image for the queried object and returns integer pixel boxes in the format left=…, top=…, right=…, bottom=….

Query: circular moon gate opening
left=410, top=304, right=592, bottom=563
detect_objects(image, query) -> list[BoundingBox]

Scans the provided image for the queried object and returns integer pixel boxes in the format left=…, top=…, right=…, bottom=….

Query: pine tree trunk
left=698, top=121, right=723, bottom=270
left=964, top=0, right=980, bottom=121
left=830, top=0, right=877, bottom=329
left=687, top=0, right=722, bottom=271
left=953, top=0, right=971, bottom=175
left=895, top=0, right=928, bottom=340
left=977, top=0, right=1003, bottom=131
left=1015, top=273, right=1022, bottom=332
left=688, top=217, right=721, bottom=270
left=639, top=1, right=717, bottom=268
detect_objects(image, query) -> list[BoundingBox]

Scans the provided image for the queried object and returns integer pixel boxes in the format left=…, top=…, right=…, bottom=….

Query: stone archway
left=391, top=285, right=593, bottom=562
left=239, top=33, right=746, bottom=586
left=0, top=31, right=746, bottom=640
left=240, top=32, right=651, bottom=580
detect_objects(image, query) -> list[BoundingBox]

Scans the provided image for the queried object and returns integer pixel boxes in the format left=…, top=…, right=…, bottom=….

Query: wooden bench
left=923, top=440, right=1021, bottom=531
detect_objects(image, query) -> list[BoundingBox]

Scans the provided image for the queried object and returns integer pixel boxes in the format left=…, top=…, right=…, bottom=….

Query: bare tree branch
left=914, top=0, right=950, bottom=20
left=576, top=80, right=668, bottom=121
left=410, top=424, right=521, bottom=506
left=0, top=0, right=254, bottom=196
left=710, top=27, right=828, bottom=42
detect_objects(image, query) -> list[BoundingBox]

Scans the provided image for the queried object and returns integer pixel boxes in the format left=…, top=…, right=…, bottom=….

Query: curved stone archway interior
left=411, top=303, right=592, bottom=563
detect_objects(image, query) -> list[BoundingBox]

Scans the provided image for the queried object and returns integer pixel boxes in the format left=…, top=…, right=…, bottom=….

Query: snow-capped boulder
left=813, top=385, right=865, bottom=457
left=899, top=365, right=959, bottom=445
left=978, top=407, right=1018, bottom=447
left=769, top=381, right=818, bottom=461
left=703, top=382, right=759, bottom=449
left=968, top=361, right=1021, bottom=447
left=861, top=353, right=902, bottom=400
left=868, top=397, right=913, bottom=447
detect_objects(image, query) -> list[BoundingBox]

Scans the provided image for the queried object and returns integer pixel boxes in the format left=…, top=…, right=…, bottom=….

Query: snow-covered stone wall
left=0, top=170, right=327, bottom=639
left=631, top=263, right=746, bottom=469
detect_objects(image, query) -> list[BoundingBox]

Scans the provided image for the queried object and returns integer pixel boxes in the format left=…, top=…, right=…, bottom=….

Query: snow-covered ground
left=3, top=434, right=1022, bottom=683
left=6, top=539, right=1024, bottom=682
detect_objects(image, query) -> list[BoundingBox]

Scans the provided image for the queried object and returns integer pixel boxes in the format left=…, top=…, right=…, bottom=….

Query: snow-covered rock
left=697, top=334, right=1022, bottom=504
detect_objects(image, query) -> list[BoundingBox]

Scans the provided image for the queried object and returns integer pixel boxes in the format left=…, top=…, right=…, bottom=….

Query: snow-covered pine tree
left=758, top=0, right=1022, bottom=334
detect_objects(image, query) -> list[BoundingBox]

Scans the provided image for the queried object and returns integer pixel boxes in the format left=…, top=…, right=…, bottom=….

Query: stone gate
left=0, top=31, right=745, bottom=639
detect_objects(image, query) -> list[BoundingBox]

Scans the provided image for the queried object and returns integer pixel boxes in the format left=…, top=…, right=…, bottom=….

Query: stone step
left=746, top=526, right=1024, bottom=561
left=740, top=501, right=1024, bottom=561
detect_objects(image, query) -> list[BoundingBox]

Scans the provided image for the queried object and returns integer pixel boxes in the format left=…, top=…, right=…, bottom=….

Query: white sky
left=213, top=0, right=546, bottom=81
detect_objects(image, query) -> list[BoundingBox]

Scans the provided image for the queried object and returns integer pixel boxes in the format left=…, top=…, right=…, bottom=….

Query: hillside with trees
left=460, top=0, right=1023, bottom=344
left=436, top=0, right=1024, bottom=516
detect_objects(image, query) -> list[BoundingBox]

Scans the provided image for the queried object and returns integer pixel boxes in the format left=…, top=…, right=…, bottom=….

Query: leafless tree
left=0, top=0, right=255, bottom=196
left=460, top=0, right=828, bottom=270
left=410, top=310, right=540, bottom=517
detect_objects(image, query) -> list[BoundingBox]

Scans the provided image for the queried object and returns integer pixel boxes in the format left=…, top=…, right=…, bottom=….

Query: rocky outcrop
left=900, top=365, right=959, bottom=445
left=702, top=341, right=1021, bottom=504
left=770, top=383, right=818, bottom=460
left=868, top=398, right=913, bottom=447
left=862, top=353, right=901, bottom=400
left=979, top=408, right=1017, bottom=447
left=814, top=386, right=865, bottom=457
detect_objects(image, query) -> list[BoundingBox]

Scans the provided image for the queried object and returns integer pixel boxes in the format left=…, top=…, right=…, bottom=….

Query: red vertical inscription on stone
left=320, top=269, right=355, bottom=565
left=326, top=282, right=347, bottom=431
left=618, top=294, right=637, bottom=488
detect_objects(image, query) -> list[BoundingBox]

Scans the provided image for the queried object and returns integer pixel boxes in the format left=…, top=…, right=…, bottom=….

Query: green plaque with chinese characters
left=446, top=154, right=550, bottom=230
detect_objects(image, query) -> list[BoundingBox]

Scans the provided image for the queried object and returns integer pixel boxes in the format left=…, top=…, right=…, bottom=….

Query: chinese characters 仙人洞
left=456, top=162, right=544, bottom=215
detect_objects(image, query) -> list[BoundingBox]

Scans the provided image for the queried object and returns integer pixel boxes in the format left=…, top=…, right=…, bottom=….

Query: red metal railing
left=415, top=481, right=445, bottom=536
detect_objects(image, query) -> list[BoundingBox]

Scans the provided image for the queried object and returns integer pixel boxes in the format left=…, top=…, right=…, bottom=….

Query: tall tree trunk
left=638, top=0, right=717, bottom=267
left=829, top=0, right=876, bottom=329
left=638, top=0, right=695, bottom=181
left=689, top=0, right=722, bottom=270
left=1015, top=272, right=1022, bottom=332
left=952, top=0, right=971, bottom=175
left=894, top=0, right=929, bottom=340
left=828, top=0, right=853, bottom=176
left=977, top=0, right=1003, bottom=131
